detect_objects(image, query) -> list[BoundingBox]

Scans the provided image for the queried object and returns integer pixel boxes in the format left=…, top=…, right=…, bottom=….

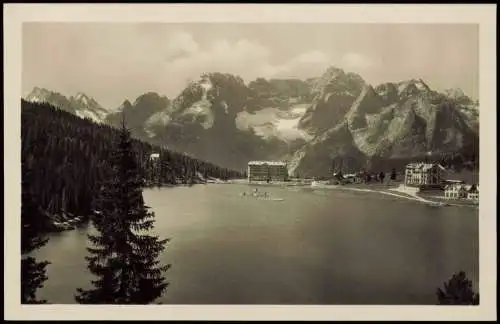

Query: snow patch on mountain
left=75, top=92, right=90, bottom=105
left=181, top=99, right=214, bottom=129
left=144, top=111, right=172, bottom=137
left=75, top=110, right=102, bottom=123
left=25, top=87, right=70, bottom=108
left=25, top=93, right=45, bottom=103
left=235, top=104, right=312, bottom=142
left=73, top=99, right=107, bottom=123
left=71, top=93, right=109, bottom=123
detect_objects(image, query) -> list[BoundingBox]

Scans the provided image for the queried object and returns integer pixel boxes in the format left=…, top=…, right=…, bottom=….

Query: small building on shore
left=404, top=162, right=446, bottom=187
left=444, top=183, right=468, bottom=199
left=247, top=160, right=289, bottom=182
left=444, top=183, right=479, bottom=200
left=343, top=173, right=363, bottom=184
left=466, top=184, right=479, bottom=201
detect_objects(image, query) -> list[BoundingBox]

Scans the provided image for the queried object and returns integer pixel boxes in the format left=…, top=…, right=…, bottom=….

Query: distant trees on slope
left=21, top=99, right=244, bottom=228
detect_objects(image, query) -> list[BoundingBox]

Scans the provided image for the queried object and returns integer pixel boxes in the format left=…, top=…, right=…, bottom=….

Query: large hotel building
left=404, top=162, right=446, bottom=186
left=247, top=161, right=289, bottom=182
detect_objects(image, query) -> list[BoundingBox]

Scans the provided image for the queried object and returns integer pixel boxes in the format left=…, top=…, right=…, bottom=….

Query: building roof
left=406, top=162, right=446, bottom=171
left=463, top=184, right=473, bottom=191
left=444, top=179, right=465, bottom=184
left=444, top=183, right=480, bottom=192
left=248, top=161, right=287, bottom=166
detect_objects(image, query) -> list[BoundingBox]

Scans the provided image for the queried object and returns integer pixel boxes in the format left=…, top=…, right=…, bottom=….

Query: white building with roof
left=467, top=184, right=479, bottom=201
left=247, top=160, right=289, bottom=182
left=444, top=183, right=479, bottom=200
left=404, top=162, right=446, bottom=186
left=444, top=183, right=468, bottom=199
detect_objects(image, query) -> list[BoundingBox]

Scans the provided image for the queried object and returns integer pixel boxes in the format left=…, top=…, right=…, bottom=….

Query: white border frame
left=4, top=4, right=497, bottom=321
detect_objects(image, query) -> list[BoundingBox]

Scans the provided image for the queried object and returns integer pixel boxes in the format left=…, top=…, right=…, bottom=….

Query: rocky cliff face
left=285, top=74, right=478, bottom=176
left=25, top=67, right=479, bottom=176
left=106, top=92, right=170, bottom=139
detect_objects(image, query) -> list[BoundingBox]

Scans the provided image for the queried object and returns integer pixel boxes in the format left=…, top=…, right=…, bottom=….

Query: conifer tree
left=21, top=164, right=50, bottom=304
left=436, top=271, right=479, bottom=305
left=390, top=168, right=397, bottom=181
left=75, top=119, right=170, bottom=304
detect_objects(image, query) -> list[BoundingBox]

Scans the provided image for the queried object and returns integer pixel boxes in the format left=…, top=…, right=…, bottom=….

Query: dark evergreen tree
left=365, top=173, right=371, bottom=183
left=21, top=164, right=50, bottom=304
left=378, top=171, right=385, bottom=184
left=390, top=168, right=397, bottom=181
left=436, top=271, right=479, bottom=305
left=75, top=120, right=170, bottom=304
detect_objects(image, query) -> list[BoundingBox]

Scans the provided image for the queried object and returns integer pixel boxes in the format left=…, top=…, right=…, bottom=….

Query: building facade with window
left=404, top=162, right=446, bottom=187
left=247, top=161, right=289, bottom=182
left=444, top=183, right=479, bottom=200
left=466, top=184, right=479, bottom=201
left=444, top=183, right=468, bottom=199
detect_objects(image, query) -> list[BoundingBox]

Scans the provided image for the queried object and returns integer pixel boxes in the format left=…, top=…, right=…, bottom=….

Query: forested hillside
left=21, top=100, right=244, bottom=232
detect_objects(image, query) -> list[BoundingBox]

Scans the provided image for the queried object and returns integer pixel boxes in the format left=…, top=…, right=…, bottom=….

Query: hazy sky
left=22, top=23, right=479, bottom=109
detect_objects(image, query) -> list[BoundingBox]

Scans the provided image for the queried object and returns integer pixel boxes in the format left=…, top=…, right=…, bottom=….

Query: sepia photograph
left=4, top=3, right=497, bottom=321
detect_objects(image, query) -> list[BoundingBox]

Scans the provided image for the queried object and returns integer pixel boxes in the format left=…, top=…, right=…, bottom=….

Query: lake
left=33, top=183, right=479, bottom=304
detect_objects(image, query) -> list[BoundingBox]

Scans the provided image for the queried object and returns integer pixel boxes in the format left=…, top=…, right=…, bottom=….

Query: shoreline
left=47, top=180, right=477, bottom=233
left=238, top=181, right=478, bottom=209
left=310, top=184, right=478, bottom=209
left=147, top=180, right=478, bottom=209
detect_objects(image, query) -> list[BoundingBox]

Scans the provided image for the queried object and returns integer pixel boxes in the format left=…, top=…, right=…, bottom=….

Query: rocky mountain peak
left=444, top=88, right=469, bottom=101
left=27, top=66, right=479, bottom=176
left=397, top=78, right=432, bottom=98
left=24, top=88, right=109, bottom=123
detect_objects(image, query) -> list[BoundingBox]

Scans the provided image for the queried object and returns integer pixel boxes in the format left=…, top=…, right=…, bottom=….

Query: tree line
left=23, top=119, right=171, bottom=304
left=21, top=99, right=244, bottom=231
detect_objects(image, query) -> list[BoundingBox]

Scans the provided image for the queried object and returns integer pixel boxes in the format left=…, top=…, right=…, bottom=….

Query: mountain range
left=26, top=87, right=109, bottom=123
left=24, top=67, right=479, bottom=176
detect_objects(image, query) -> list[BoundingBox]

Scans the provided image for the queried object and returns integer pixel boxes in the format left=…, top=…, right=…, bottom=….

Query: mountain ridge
left=24, top=66, right=479, bottom=176
left=25, top=87, right=110, bottom=123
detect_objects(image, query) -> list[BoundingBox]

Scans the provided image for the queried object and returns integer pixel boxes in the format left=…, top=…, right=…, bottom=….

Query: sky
left=22, top=23, right=479, bottom=109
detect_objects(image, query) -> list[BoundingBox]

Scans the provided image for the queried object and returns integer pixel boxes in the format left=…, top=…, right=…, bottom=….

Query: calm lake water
left=34, top=184, right=479, bottom=304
